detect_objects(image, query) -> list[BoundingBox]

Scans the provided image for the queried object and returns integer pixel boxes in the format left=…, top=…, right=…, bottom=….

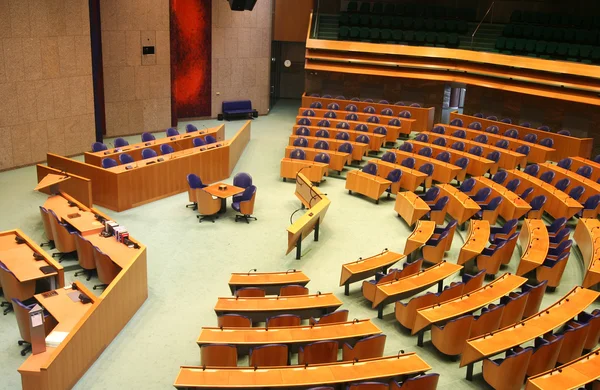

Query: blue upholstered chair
left=92, top=142, right=108, bottom=152
left=290, top=149, right=306, bottom=160
left=345, top=104, right=358, bottom=112
left=420, top=187, right=439, bottom=204
left=432, top=125, right=445, bottom=134
left=399, top=110, right=411, bottom=118
left=539, top=170, right=555, bottom=184
left=436, top=151, right=451, bottom=163
left=473, top=134, right=488, bottom=144
left=500, top=118, right=512, bottom=124
left=355, top=134, right=369, bottom=144
left=557, top=129, right=571, bottom=136
left=293, top=137, right=308, bottom=147
left=524, top=133, right=538, bottom=143
left=414, top=133, right=428, bottom=142
left=296, top=126, right=310, bottom=136
left=186, top=173, right=206, bottom=209
left=450, top=118, right=463, bottom=127
left=575, top=165, right=593, bottom=179
left=381, top=151, right=396, bottom=163
left=495, top=139, right=509, bottom=149
left=505, top=179, right=520, bottom=192
left=537, top=125, right=551, bottom=132
left=336, top=121, right=350, bottom=129
left=141, top=149, right=157, bottom=159
left=314, top=140, right=329, bottom=150
left=468, top=121, right=482, bottom=130
left=315, top=129, right=330, bottom=138
left=232, top=173, right=252, bottom=203
left=327, top=102, right=339, bottom=110
left=568, top=185, right=585, bottom=201
left=554, top=178, right=570, bottom=192
left=504, top=129, right=519, bottom=139
left=399, top=142, right=413, bottom=152
left=166, top=127, right=179, bottom=137
left=385, top=169, right=402, bottom=197
left=160, top=144, right=174, bottom=155
left=540, top=137, right=554, bottom=148
left=338, top=142, right=353, bottom=154
left=524, top=164, right=540, bottom=177
left=400, top=158, right=415, bottom=169
left=297, top=118, right=311, bottom=126
left=451, top=141, right=465, bottom=151
left=363, top=106, right=376, bottom=114
left=418, top=147, right=432, bottom=157
left=381, top=108, right=393, bottom=116
left=232, top=185, right=257, bottom=223
left=141, top=132, right=155, bottom=142
left=474, top=113, right=484, bottom=118
left=355, top=124, right=368, bottom=132
left=373, top=126, right=387, bottom=136
left=205, top=135, right=217, bottom=144
left=550, top=228, right=571, bottom=246
left=366, top=115, right=379, bottom=124
left=528, top=195, right=547, bottom=218
left=324, top=110, right=337, bottom=119
left=515, top=145, right=530, bottom=157
left=487, top=115, right=498, bottom=121
left=557, top=158, right=572, bottom=169
left=482, top=347, right=532, bottom=389
left=394, top=101, right=405, bottom=106
left=302, top=109, right=316, bottom=117
left=486, top=151, right=500, bottom=163
left=410, top=103, right=421, bottom=107
left=193, top=138, right=206, bottom=147
left=468, top=145, right=483, bottom=156
left=452, top=129, right=466, bottom=139
left=114, top=138, right=129, bottom=147
left=101, top=158, right=117, bottom=168
left=119, top=153, right=134, bottom=164
left=459, top=178, right=475, bottom=193
left=520, top=122, right=531, bottom=128
left=489, top=219, right=518, bottom=243
left=492, top=171, right=507, bottom=185
left=362, top=163, right=377, bottom=175
left=433, top=137, right=446, bottom=147
left=314, top=153, right=330, bottom=164
left=345, top=113, right=358, bottom=121
left=388, top=118, right=401, bottom=126
left=485, top=125, right=499, bottom=134
left=579, top=194, right=600, bottom=218
left=309, top=101, right=322, bottom=109
left=471, top=187, right=491, bottom=203
left=335, top=131, right=349, bottom=140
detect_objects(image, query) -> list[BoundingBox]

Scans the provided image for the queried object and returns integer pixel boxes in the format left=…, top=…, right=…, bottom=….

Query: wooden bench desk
left=409, top=140, right=497, bottom=178
left=461, top=286, right=600, bottom=380
left=540, top=162, right=600, bottom=215
left=404, top=221, right=436, bottom=257
left=302, top=93, right=435, bottom=132
left=574, top=218, right=600, bottom=289
left=284, top=146, right=350, bottom=172
left=394, top=191, right=430, bottom=226
left=288, top=135, right=368, bottom=161
left=472, top=176, right=532, bottom=220
left=228, top=271, right=310, bottom=295
left=372, top=159, right=428, bottom=192
left=525, top=347, right=600, bottom=390
left=449, top=112, right=593, bottom=160
left=84, top=125, right=224, bottom=166
left=505, top=169, right=583, bottom=219
left=296, top=115, right=403, bottom=143
left=516, top=219, right=549, bottom=276
left=0, top=230, right=64, bottom=290
left=298, top=107, right=416, bottom=134
left=292, top=124, right=386, bottom=151
left=392, top=149, right=462, bottom=184
left=413, top=273, right=527, bottom=335
left=458, top=220, right=490, bottom=265
left=437, top=184, right=481, bottom=224
left=197, top=319, right=381, bottom=354
left=43, top=195, right=105, bottom=235
left=437, top=123, right=554, bottom=164
left=423, top=131, right=526, bottom=170
left=214, top=293, right=343, bottom=323
left=570, top=156, right=600, bottom=183
left=280, top=158, right=328, bottom=183
left=345, top=170, right=392, bottom=203
left=174, top=353, right=432, bottom=388
left=340, top=250, right=405, bottom=295
left=365, top=261, right=463, bottom=319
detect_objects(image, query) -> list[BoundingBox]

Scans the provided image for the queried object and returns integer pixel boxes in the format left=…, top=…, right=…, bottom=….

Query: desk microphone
left=247, top=268, right=257, bottom=275
left=285, top=269, right=296, bottom=274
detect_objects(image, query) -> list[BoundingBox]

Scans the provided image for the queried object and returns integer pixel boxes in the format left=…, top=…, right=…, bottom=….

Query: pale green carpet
left=0, top=99, right=597, bottom=389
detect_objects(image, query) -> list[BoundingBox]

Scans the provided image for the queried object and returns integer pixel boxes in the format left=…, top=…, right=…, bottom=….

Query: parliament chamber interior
left=1, top=0, right=600, bottom=389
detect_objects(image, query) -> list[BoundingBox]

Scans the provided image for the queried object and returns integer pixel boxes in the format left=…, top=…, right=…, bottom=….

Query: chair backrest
left=344, top=334, right=386, bottom=361
left=468, top=121, right=482, bottom=130
left=345, top=113, right=358, bottom=121
left=524, top=133, right=538, bottom=143
left=452, top=130, right=466, bottom=138
left=463, top=269, right=486, bottom=294
left=141, top=148, right=157, bottom=159
left=521, top=280, right=548, bottom=318
left=487, top=115, right=498, bottom=121
left=492, top=171, right=508, bottom=184
left=336, top=121, right=350, bottom=129
left=299, top=340, right=338, bottom=365
left=366, top=115, right=379, bottom=123
left=317, top=119, right=330, bottom=127
left=523, top=164, right=540, bottom=177
left=392, top=373, right=440, bottom=390
left=455, top=156, right=469, bottom=169
left=101, top=158, right=118, bottom=169
left=520, top=122, right=531, bottom=127
left=373, top=126, right=386, bottom=135
left=386, top=169, right=402, bottom=183
left=293, top=137, right=308, bottom=147
left=540, top=137, right=554, bottom=147
left=291, top=148, right=306, bottom=160
left=233, top=173, right=252, bottom=189
left=235, top=287, right=266, bottom=297
left=459, top=178, right=475, bottom=193
left=568, top=185, right=585, bottom=201
left=431, top=138, right=447, bottom=149
left=584, top=194, right=600, bottom=210
left=388, top=118, right=400, bottom=126
left=193, top=137, right=206, bottom=147
left=74, top=233, right=96, bottom=271
left=414, top=133, right=428, bottom=142
left=557, top=129, right=571, bottom=136
left=432, top=196, right=449, bottom=210
left=516, top=145, right=530, bottom=155
left=381, top=108, right=393, bottom=116
left=217, top=314, right=252, bottom=328
left=495, top=139, right=508, bottom=149
left=500, top=117, right=512, bottom=124
left=119, top=153, right=134, bottom=164
left=12, top=298, right=37, bottom=343
left=141, top=132, right=155, bottom=142
left=200, top=344, right=237, bottom=366
left=186, top=124, right=197, bottom=133
left=296, top=126, right=310, bottom=136
left=187, top=173, right=205, bottom=190
left=335, top=131, right=350, bottom=140
left=345, top=104, right=357, bottom=112
left=436, top=151, right=450, bottom=162
left=505, top=179, right=520, bottom=193
left=417, top=147, right=432, bottom=157
left=355, top=124, right=368, bottom=132
left=527, top=334, right=564, bottom=377
left=449, top=119, right=463, bottom=127
left=327, top=102, right=339, bottom=110
left=314, top=140, right=329, bottom=150
left=471, top=303, right=505, bottom=338
left=486, top=196, right=503, bottom=210
left=310, top=102, right=322, bottom=109
left=92, top=142, right=107, bottom=152
left=421, top=187, right=440, bottom=202
left=539, top=170, right=555, bottom=183
left=537, top=125, right=551, bottom=131
left=363, top=105, right=375, bottom=114
left=93, top=246, right=121, bottom=285
left=520, top=187, right=534, bottom=200
left=474, top=134, right=488, bottom=144
left=160, top=144, right=174, bottom=154
left=324, top=110, right=337, bottom=119
left=399, top=110, right=411, bottom=118
left=362, top=163, right=378, bottom=175
left=486, top=151, right=500, bottom=163
left=530, top=195, right=547, bottom=211
left=250, top=344, right=288, bottom=367
left=302, top=109, right=315, bottom=117
left=576, top=165, right=593, bottom=178
left=557, top=158, right=572, bottom=169
left=298, top=118, right=311, bottom=126
left=399, top=142, right=413, bottom=152
left=472, top=187, right=491, bottom=202
left=205, top=135, right=217, bottom=144
left=485, top=125, right=499, bottom=134
left=499, top=290, right=530, bottom=328
left=166, top=127, right=179, bottom=137
left=468, top=145, right=482, bottom=156
left=504, top=129, right=518, bottom=138
left=114, top=137, right=129, bottom=147
left=419, top=163, right=434, bottom=176
left=355, top=134, right=370, bottom=144
left=266, top=314, right=302, bottom=328
left=554, top=178, right=570, bottom=191
left=381, top=151, right=396, bottom=163
left=432, top=125, right=446, bottom=134
left=310, top=309, right=349, bottom=325
left=279, top=285, right=308, bottom=296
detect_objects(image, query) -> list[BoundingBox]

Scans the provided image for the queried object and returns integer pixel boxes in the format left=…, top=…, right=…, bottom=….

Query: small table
left=204, top=182, right=245, bottom=213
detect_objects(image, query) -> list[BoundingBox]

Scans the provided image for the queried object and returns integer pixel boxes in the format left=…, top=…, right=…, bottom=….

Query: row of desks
left=292, top=124, right=386, bottom=151
left=295, top=115, right=405, bottom=143
left=574, top=218, right=600, bottom=289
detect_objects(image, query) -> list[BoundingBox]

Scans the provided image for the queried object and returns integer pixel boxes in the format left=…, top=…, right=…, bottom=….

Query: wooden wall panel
left=274, top=0, right=313, bottom=42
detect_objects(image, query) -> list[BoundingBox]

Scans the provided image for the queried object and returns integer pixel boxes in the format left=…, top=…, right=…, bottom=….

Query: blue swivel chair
left=141, top=149, right=157, bottom=159
left=101, top=158, right=117, bottom=168
left=119, top=153, right=134, bottom=164
left=92, top=142, right=107, bottom=152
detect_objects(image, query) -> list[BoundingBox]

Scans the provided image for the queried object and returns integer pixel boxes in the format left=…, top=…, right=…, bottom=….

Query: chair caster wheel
left=21, top=351, right=26, bottom=356
left=18, top=341, right=24, bottom=346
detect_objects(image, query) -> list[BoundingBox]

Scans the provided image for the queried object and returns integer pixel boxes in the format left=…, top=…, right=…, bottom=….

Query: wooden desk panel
left=229, top=271, right=310, bottom=295
left=517, top=219, right=549, bottom=276
left=458, top=220, right=490, bottom=265
left=410, top=140, right=497, bottom=177
left=372, top=159, right=428, bottom=192
left=450, top=112, right=593, bottom=160
left=36, top=165, right=93, bottom=208
left=461, top=286, right=600, bottom=367
left=574, top=218, right=600, bottom=289
left=292, top=125, right=386, bottom=151
left=346, top=170, right=392, bottom=202
left=413, top=273, right=527, bottom=334
left=214, top=293, right=343, bottom=322
left=472, top=176, right=532, bottom=220
left=404, top=221, right=436, bottom=255
left=505, top=169, right=583, bottom=219
left=525, top=347, right=600, bottom=390
left=437, top=123, right=554, bottom=164
left=175, top=353, right=431, bottom=388
left=284, top=146, right=350, bottom=172
left=288, top=135, right=368, bottom=161
left=280, top=158, right=328, bottom=183
left=570, top=156, right=600, bottom=183
left=84, top=126, right=224, bottom=166
left=35, top=284, right=97, bottom=334
left=302, top=93, right=435, bottom=132
left=392, top=149, right=462, bottom=184
left=423, top=131, right=525, bottom=171
left=298, top=107, right=416, bottom=135
left=437, top=184, right=481, bottom=224
left=394, top=191, right=430, bottom=226
left=295, top=115, right=404, bottom=142
left=340, top=250, right=405, bottom=287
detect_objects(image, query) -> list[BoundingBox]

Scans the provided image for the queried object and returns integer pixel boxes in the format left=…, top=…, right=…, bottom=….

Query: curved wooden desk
left=84, top=125, right=224, bottom=166
left=340, top=249, right=405, bottom=295
left=292, top=124, right=386, bottom=151
left=423, top=131, right=525, bottom=170
left=472, top=176, right=532, bottom=220
left=574, top=218, right=600, bottom=289
left=394, top=191, right=430, bottom=227
left=540, top=162, right=600, bottom=216
left=302, top=93, right=435, bottom=132
left=437, top=184, right=481, bottom=224
left=516, top=219, right=549, bottom=276
left=413, top=273, right=527, bottom=335
left=346, top=170, right=392, bottom=203
left=174, top=353, right=432, bottom=388
left=228, top=271, right=310, bottom=295
left=570, top=156, right=600, bottom=183
left=435, top=123, right=554, bottom=164
left=505, top=169, right=583, bottom=219
left=392, top=149, right=462, bottom=184
left=197, top=319, right=381, bottom=354
left=214, top=293, right=343, bottom=322
left=525, top=347, right=600, bottom=390
left=458, top=220, right=490, bottom=265
left=404, top=220, right=436, bottom=257
left=450, top=112, right=593, bottom=160
left=370, top=261, right=462, bottom=318
left=372, top=159, right=428, bottom=192
left=295, top=115, right=403, bottom=142
left=410, top=140, right=497, bottom=178
left=461, top=286, right=600, bottom=380
left=280, top=158, right=328, bottom=183
left=288, top=135, right=368, bottom=162
left=297, top=107, right=416, bottom=134
left=285, top=146, right=350, bottom=172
